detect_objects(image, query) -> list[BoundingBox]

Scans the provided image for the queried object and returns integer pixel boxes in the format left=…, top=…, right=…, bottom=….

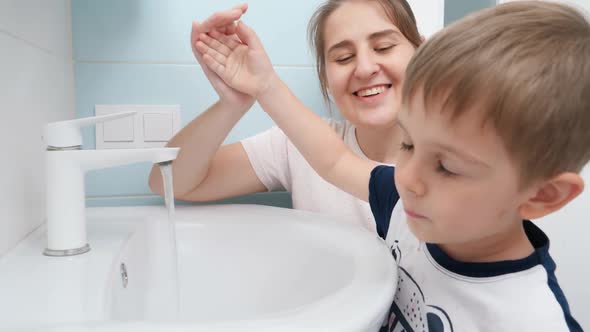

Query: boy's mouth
left=405, top=208, right=428, bottom=220
left=353, top=84, right=392, bottom=97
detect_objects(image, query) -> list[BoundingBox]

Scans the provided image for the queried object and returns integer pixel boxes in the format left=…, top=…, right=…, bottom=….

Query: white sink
left=0, top=204, right=396, bottom=331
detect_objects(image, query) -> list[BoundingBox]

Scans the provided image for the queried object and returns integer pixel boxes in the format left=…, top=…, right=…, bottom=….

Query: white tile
left=0, top=0, right=71, bottom=59
left=0, top=26, right=74, bottom=256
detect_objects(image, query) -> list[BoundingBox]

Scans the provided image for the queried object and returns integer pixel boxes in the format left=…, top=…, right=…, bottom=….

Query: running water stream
left=149, top=161, right=180, bottom=321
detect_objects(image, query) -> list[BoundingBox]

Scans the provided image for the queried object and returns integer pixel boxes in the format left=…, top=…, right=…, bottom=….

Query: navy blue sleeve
left=369, top=165, right=400, bottom=240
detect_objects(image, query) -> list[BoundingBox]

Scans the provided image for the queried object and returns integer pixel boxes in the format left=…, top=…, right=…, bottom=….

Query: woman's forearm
left=148, top=100, right=249, bottom=197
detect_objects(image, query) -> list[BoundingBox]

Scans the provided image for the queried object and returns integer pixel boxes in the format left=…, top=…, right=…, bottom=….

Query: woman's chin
left=354, top=110, right=398, bottom=128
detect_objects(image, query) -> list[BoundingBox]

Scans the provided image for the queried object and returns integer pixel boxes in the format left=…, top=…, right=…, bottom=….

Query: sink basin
left=0, top=204, right=397, bottom=331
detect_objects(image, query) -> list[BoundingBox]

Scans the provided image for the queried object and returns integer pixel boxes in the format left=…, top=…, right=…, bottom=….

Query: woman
left=149, top=0, right=422, bottom=231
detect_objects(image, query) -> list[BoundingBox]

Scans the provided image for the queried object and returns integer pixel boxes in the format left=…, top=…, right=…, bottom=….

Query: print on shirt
left=380, top=241, right=454, bottom=332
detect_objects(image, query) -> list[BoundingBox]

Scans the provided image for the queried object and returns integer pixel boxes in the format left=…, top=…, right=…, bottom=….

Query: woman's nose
left=353, top=51, right=379, bottom=79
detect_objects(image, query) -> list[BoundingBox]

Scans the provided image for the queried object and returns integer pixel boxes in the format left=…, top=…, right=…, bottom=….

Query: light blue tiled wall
left=445, top=0, right=496, bottom=25
left=73, top=0, right=327, bottom=207
left=73, top=0, right=494, bottom=207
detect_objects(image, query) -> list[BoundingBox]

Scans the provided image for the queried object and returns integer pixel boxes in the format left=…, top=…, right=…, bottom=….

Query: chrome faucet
left=43, top=112, right=179, bottom=256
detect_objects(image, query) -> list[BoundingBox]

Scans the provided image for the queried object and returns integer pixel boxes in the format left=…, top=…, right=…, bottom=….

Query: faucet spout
left=43, top=112, right=180, bottom=257
left=63, top=148, right=179, bottom=171
left=44, top=147, right=179, bottom=256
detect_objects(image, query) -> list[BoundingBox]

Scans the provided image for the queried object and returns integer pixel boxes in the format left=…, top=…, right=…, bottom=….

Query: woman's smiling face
left=323, top=0, right=417, bottom=129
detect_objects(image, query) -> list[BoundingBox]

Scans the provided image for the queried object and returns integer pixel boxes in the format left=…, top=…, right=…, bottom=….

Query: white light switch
left=95, top=105, right=181, bottom=149
left=103, top=116, right=134, bottom=142
left=143, top=113, right=173, bottom=142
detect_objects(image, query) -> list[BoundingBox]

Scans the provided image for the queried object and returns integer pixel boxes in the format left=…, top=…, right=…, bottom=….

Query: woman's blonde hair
left=308, top=0, right=422, bottom=104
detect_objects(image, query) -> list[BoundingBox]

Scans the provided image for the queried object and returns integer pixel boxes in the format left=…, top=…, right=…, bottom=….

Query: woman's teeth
left=355, top=85, right=389, bottom=97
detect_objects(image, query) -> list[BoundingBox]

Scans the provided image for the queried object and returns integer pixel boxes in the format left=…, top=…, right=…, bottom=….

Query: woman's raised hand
left=195, top=20, right=275, bottom=99
left=198, top=3, right=247, bottom=35
left=190, top=4, right=253, bottom=109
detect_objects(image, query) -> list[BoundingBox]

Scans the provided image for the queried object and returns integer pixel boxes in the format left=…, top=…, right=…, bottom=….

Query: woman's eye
left=376, top=45, right=394, bottom=52
left=400, top=142, right=413, bottom=151
left=335, top=55, right=353, bottom=63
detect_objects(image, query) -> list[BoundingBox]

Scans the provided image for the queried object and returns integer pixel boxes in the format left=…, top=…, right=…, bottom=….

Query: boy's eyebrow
left=395, top=119, right=490, bottom=167
left=431, top=142, right=490, bottom=167
left=327, top=29, right=402, bottom=54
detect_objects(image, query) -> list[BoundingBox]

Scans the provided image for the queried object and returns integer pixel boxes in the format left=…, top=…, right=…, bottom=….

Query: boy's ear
left=519, top=172, right=584, bottom=220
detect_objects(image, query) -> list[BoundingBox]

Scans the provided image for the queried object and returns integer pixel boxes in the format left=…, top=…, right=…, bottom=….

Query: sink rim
left=0, top=204, right=397, bottom=330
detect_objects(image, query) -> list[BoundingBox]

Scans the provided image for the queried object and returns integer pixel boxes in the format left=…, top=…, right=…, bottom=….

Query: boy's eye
left=400, top=142, right=413, bottom=151
left=437, top=161, right=457, bottom=177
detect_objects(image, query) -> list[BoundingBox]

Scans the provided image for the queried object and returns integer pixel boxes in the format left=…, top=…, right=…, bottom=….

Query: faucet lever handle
left=44, top=111, right=137, bottom=148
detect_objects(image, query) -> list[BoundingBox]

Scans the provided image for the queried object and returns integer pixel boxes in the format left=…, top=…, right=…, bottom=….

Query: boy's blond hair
left=403, top=1, right=590, bottom=186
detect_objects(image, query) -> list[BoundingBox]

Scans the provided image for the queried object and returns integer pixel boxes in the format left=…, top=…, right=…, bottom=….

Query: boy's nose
left=395, top=161, right=426, bottom=198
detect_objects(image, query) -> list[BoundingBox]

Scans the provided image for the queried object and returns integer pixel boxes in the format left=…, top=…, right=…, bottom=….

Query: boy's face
left=394, top=93, right=534, bottom=258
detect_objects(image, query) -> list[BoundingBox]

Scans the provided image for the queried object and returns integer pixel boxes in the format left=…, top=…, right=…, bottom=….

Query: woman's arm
left=196, top=21, right=376, bottom=201
left=148, top=7, right=266, bottom=201
left=148, top=100, right=267, bottom=201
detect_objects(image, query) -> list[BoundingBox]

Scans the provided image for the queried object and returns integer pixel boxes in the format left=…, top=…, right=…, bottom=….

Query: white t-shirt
left=369, top=165, right=582, bottom=332
left=385, top=203, right=578, bottom=331
left=241, top=119, right=376, bottom=232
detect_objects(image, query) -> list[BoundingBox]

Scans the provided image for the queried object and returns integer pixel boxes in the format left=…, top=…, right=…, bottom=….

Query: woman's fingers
left=201, top=52, right=226, bottom=80
left=199, top=32, right=229, bottom=56
left=195, top=39, right=228, bottom=67
left=208, top=29, right=240, bottom=50
left=220, top=3, right=248, bottom=34
left=191, top=21, right=204, bottom=56
left=235, top=21, right=263, bottom=49
left=199, top=4, right=247, bottom=33
left=233, top=3, right=248, bottom=15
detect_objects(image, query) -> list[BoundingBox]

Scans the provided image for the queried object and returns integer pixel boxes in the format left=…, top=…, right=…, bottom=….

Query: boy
left=195, top=1, right=587, bottom=330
